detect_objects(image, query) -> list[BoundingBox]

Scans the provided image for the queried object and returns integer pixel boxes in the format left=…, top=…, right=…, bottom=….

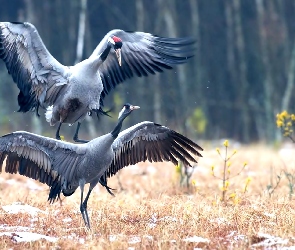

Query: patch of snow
left=64, top=233, right=78, bottom=241
left=5, top=179, right=17, bottom=185
left=128, top=236, right=141, bottom=244
left=127, top=164, right=140, bottom=173
left=183, top=236, right=210, bottom=243
left=148, top=214, right=181, bottom=228
left=251, top=233, right=288, bottom=248
left=0, top=232, right=57, bottom=243
left=53, top=209, right=60, bottom=216
left=210, top=217, right=229, bottom=225
left=147, top=213, right=158, bottom=228
left=0, top=225, right=32, bottom=232
left=62, top=217, right=72, bottom=223
left=144, top=235, right=153, bottom=241
left=263, top=212, right=275, bottom=218
left=226, top=231, right=247, bottom=242
left=2, top=203, right=46, bottom=216
left=146, top=165, right=157, bottom=175
left=25, top=179, right=44, bottom=191
left=109, top=235, right=117, bottom=242
left=159, top=216, right=178, bottom=222
left=30, top=218, right=38, bottom=223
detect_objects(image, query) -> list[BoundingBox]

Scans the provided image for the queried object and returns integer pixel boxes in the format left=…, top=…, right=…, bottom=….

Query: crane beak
left=115, top=48, right=122, bottom=66
left=131, top=105, right=140, bottom=110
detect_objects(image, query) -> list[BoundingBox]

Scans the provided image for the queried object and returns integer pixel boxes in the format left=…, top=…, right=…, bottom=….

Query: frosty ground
left=0, top=142, right=295, bottom=249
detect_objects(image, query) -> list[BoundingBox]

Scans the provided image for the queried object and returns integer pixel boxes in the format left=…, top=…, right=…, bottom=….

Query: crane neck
left=111, top=114, right=128, bottom=138
left=82, top=42, right=112, bottom=75
left=100, top=42, right=112, bottom=62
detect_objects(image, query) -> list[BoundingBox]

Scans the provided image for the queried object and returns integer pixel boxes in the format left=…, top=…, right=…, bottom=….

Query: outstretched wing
left=0, top=22, right=70, bottom=112
left=107, top=121, right=203, bottom=177
left=89, top=29, right=195, bottom=100
left=0, top=131, right=86, bottom=202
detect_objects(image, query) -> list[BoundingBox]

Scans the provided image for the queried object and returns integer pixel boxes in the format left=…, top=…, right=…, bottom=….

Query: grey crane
left=0, top=103, right=203, bottom=228
left=0, top=22, right=195, bottom=142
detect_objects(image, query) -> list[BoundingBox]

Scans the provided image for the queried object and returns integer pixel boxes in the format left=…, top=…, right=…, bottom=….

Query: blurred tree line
left=0, top=0, right=294, bottom=143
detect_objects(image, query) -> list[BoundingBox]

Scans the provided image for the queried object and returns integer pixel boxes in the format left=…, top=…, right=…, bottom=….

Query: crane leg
left=95, top=107, right=112, bottom=119
left=35, top=103, right=40, bottom=117
left=80, top=187, right=93, bottom=229
left=73, top=122, right=89, bottom=143
left=55, top=123, right=63, bottom=140
left=99, top=174, right=116, bottom=196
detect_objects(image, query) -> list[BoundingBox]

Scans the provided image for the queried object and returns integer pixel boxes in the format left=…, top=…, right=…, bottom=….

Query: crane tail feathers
left=45, top=105, right=53, bottom=123
left=48, top=181, right=62, bottom=203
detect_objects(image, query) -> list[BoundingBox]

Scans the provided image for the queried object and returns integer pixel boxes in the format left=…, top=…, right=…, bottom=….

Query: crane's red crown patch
left=112, top=36, right=122, bottom=42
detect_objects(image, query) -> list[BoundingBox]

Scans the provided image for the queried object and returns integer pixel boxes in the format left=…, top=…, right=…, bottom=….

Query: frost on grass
left=2, top=202, right=46, bottom=216
left=183, top=236, right=210, bottom=243
left=0, top=232, right=57, bottom=243
left=62, top=217, right=72, bottom=223
left=0, top=225, right=32, bottom=232
left=109, top=234, right=153, bottom=245
left=128, top=236, right=141, bottom=244
left=0, top=177, right=44, bottom=191
left=0, top=202, right=57, bottom=244
left=147, top=213, right=181, bottom=228
left=251, top=233, right=289, bottom=248
left=226, top=231, right=247, bottom=242
left=210, top=217, right=230, bottom=225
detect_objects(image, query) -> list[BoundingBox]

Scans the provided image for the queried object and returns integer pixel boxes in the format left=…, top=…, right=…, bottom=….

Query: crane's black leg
left=80, top=187, right=93, bottom=228
left=56, top=123, right=62, bottom=140
left=35, top=103, right=40, bottom=117
left=94, top=107, right=112, bottom=120
left=73, top=122, right=89, bottom=143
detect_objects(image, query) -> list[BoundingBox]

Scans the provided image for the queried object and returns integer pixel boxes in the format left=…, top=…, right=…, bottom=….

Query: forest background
left=0, top=0, right=294, bottom=143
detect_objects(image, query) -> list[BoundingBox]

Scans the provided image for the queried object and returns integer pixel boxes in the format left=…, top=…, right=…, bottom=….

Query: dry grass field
left=0, top=141, right=295, bottom=249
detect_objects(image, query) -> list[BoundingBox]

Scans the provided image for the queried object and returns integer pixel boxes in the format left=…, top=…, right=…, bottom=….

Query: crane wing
left=107, top=121, right=203, bottom=177
left=0, top=131, right=86, bottom=202
left=89, top=29, right=195, bottom=101
left=0, top=22, right=70, bottom=112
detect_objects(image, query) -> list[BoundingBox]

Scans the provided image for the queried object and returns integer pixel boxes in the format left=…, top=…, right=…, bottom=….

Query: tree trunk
left=233, top=0, right=250, bottom=142
left=75, top=0, right=87, bottom=64
left=225, top=0, right=237, bottom=136
left=190, top=0, right=204, bottom=110
left=255, top=0, right=274, bottom=141
left=152, top=0, right=165, bottom=124
left=281, top=41, right=295, bottom=111
left=135, top=0, right=146, bottom=122
left=162, top=0, right=188, bottom=133
left=23, top=0, right=42, bottom=135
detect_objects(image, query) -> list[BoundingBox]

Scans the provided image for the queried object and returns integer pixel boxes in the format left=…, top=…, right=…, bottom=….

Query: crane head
left=118, top=103, right=140, bottom=119
left=108, top=36, right=122, bottom=66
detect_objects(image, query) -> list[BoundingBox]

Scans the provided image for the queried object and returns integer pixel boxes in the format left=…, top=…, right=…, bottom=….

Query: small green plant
left=284, top=171, right=295, bottom=200
left=266, top=173, right=282, bottom=198
left=276, top=110, right=295, bottom=199
left=211, top=140, right=249, bottom=203
left=187, top=107, right=207, bottom=135
left=276, top=110, right=295, bottom=142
